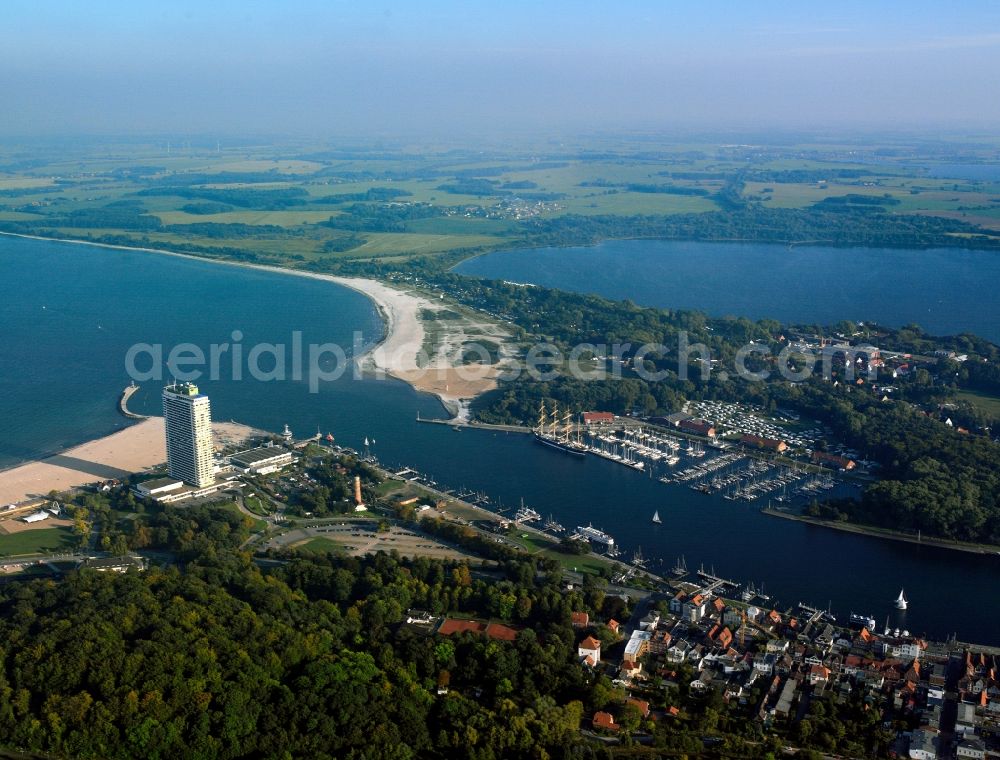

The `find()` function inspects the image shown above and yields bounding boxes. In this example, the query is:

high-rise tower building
[162,382,214,487]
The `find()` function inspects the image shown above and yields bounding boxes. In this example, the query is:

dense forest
[321,202,446,233]
[0,502,794,759]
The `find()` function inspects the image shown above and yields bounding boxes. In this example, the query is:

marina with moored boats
[531,413,848,509]
[378,412,933,640]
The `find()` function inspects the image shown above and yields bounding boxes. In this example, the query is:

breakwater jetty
[119,383,147,420]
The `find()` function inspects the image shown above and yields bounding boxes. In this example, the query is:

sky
[3,1,1000,138]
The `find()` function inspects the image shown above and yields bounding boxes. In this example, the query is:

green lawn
[243,495,271,517]
[376,479,406,496]
[0,527,76,556]
[0,176,56,190]
[506,531,615,576]
[956,389,1000,418]
[296,536,346,555]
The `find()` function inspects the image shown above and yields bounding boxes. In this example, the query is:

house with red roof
[679,419,716,438]
[579,635,602,665]
[592,712,618,732]
[740,434,788,453]
[717,627,734,649]
[571,611,590,628]
[811,451,857,470]
[809,664,831,685]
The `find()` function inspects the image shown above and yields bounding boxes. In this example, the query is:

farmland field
[2,136,999,271]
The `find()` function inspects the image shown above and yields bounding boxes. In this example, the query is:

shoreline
[0,417,262,506]
[761,507,1000,556]
[0,231,504,420]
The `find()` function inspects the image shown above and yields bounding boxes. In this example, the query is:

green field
[0,526,75,556]
[375,479,406,496]
[506,531,615,577]
[956,389,1000,418]
[0,176,56,190]
[153,209,336,226]
[2,136,1000,270]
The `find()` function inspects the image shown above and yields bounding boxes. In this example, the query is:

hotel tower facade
[162,382,214,487]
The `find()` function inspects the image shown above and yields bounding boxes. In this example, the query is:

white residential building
[624,630,652,664]
[956,737,986,760]
[578,636,601,666]
[908,729,938,760]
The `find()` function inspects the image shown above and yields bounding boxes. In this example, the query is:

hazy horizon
[4,1,1000,138]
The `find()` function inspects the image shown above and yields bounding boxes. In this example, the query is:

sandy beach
[1,232,513,420]
[0,233,514,506]
[0,417,261,506]
[322,276,510,420]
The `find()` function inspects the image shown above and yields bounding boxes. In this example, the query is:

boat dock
[796,602,831,625]
[696,569,739,589]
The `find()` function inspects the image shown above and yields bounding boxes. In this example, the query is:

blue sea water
[2,235,999,643]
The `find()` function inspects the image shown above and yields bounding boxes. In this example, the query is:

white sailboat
[894,588,908,610]
[651,510,662,524]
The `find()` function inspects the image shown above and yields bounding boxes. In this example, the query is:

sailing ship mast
[561,411,572,443]
[536,400,547,433]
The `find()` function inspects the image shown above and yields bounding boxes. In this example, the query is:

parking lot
[686,400,862,460]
